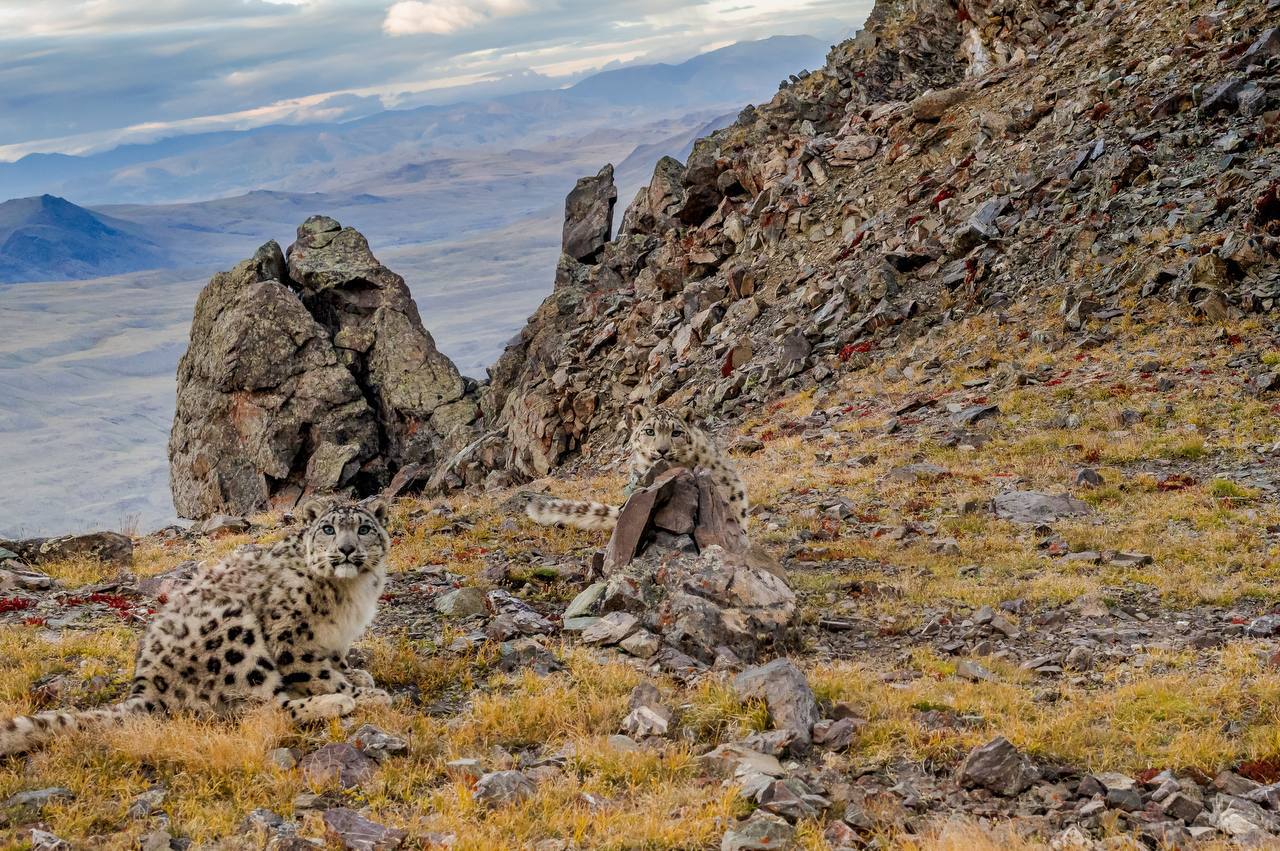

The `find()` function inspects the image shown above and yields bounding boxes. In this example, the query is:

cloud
[383,0,535,36]
[0,0,862,161]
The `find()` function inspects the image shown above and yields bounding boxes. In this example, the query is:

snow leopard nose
[338,543,357,557]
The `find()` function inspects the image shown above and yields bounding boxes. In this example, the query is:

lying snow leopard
[526,405,748,532]
[0,498,392,756]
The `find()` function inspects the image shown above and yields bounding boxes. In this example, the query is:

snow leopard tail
[526,498,619,531]
[0,697,149,756]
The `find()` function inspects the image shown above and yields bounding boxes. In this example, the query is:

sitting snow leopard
[526,405,748,532]
[0,498,392,756]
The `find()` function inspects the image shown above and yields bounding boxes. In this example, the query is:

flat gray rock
[993,491,1092,524]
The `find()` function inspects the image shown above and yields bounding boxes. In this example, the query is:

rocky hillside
[457,0,1280,490]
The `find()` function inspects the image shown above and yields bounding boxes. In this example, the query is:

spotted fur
[0,498,392,756]
[526,406,749,532]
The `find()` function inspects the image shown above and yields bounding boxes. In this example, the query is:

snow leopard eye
[672,428,684,437]
[321,524,335,535]
[358,524,373,535]
[643,428,654,436]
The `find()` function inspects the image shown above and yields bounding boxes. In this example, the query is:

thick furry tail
[0,697,147,756]
[526,498,619,531]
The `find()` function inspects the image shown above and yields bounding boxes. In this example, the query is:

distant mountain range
[0,195,169,284]
[0,36,827,208]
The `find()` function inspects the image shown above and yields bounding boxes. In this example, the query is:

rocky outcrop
[169,218,480,519]
[561,164,617,263]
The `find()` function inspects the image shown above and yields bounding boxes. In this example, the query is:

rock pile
[565,466,797,668]
[168,218,481,519]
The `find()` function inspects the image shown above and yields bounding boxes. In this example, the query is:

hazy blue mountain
[0,195,169,284]
[0,36,829,206]
[566,35,824,106]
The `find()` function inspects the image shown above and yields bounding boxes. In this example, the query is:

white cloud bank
[383,0,534,36]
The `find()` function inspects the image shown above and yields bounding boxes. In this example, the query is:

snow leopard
[0,498,392,755]
[526,405,749,531]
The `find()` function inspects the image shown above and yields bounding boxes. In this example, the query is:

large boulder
[169,220,480,519]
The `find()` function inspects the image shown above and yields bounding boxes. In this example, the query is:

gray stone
[322,807,407,850]
[445,759,483,784]
[1216,794,1280,836]
[138,829,173,851]
[198,515,250,536]
[581,611,640,645]
[992,491,1092,524]
[621,704,672,737]
[720,811,795,851]
[299,743,379,789]
[1106,786,1144,812]
[435,587,488,619]
[1162,791,1204,822]
[621,682,673,737]
[1236,27,1280,68]
[811,717,861,751]
[1063,646,1094,672]
[910,86,968,120]
[1199,77,1245,116]
[0,563,53,593]
[951,403,999,427]
[126,787,167,820]
[563,581,606,620]
[956,659,997,682]
[733,659,819,746]
[757,778,819,822]
[348,725,409,762]
[699,744,785,779]
[1074,468,1104,488]
[473,770,536,809]
[958,737,1038,796]
[30,830,70,851]
[619,629,661,658]
[240,808,286,832]
[267,747,299,770]
[2,787,74,824]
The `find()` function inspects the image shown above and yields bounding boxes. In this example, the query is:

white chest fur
[309,569,385,653]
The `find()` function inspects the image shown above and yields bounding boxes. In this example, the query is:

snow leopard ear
[361,497,389,526]
[628,404,653,427]
[299,497,334,524]
[680,407,695,425]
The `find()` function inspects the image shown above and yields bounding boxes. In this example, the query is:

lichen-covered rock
[169,221,480,519]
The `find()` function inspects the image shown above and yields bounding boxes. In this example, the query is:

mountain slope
[0,195,169,283]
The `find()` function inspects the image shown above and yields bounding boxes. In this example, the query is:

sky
[0,0,858,162]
